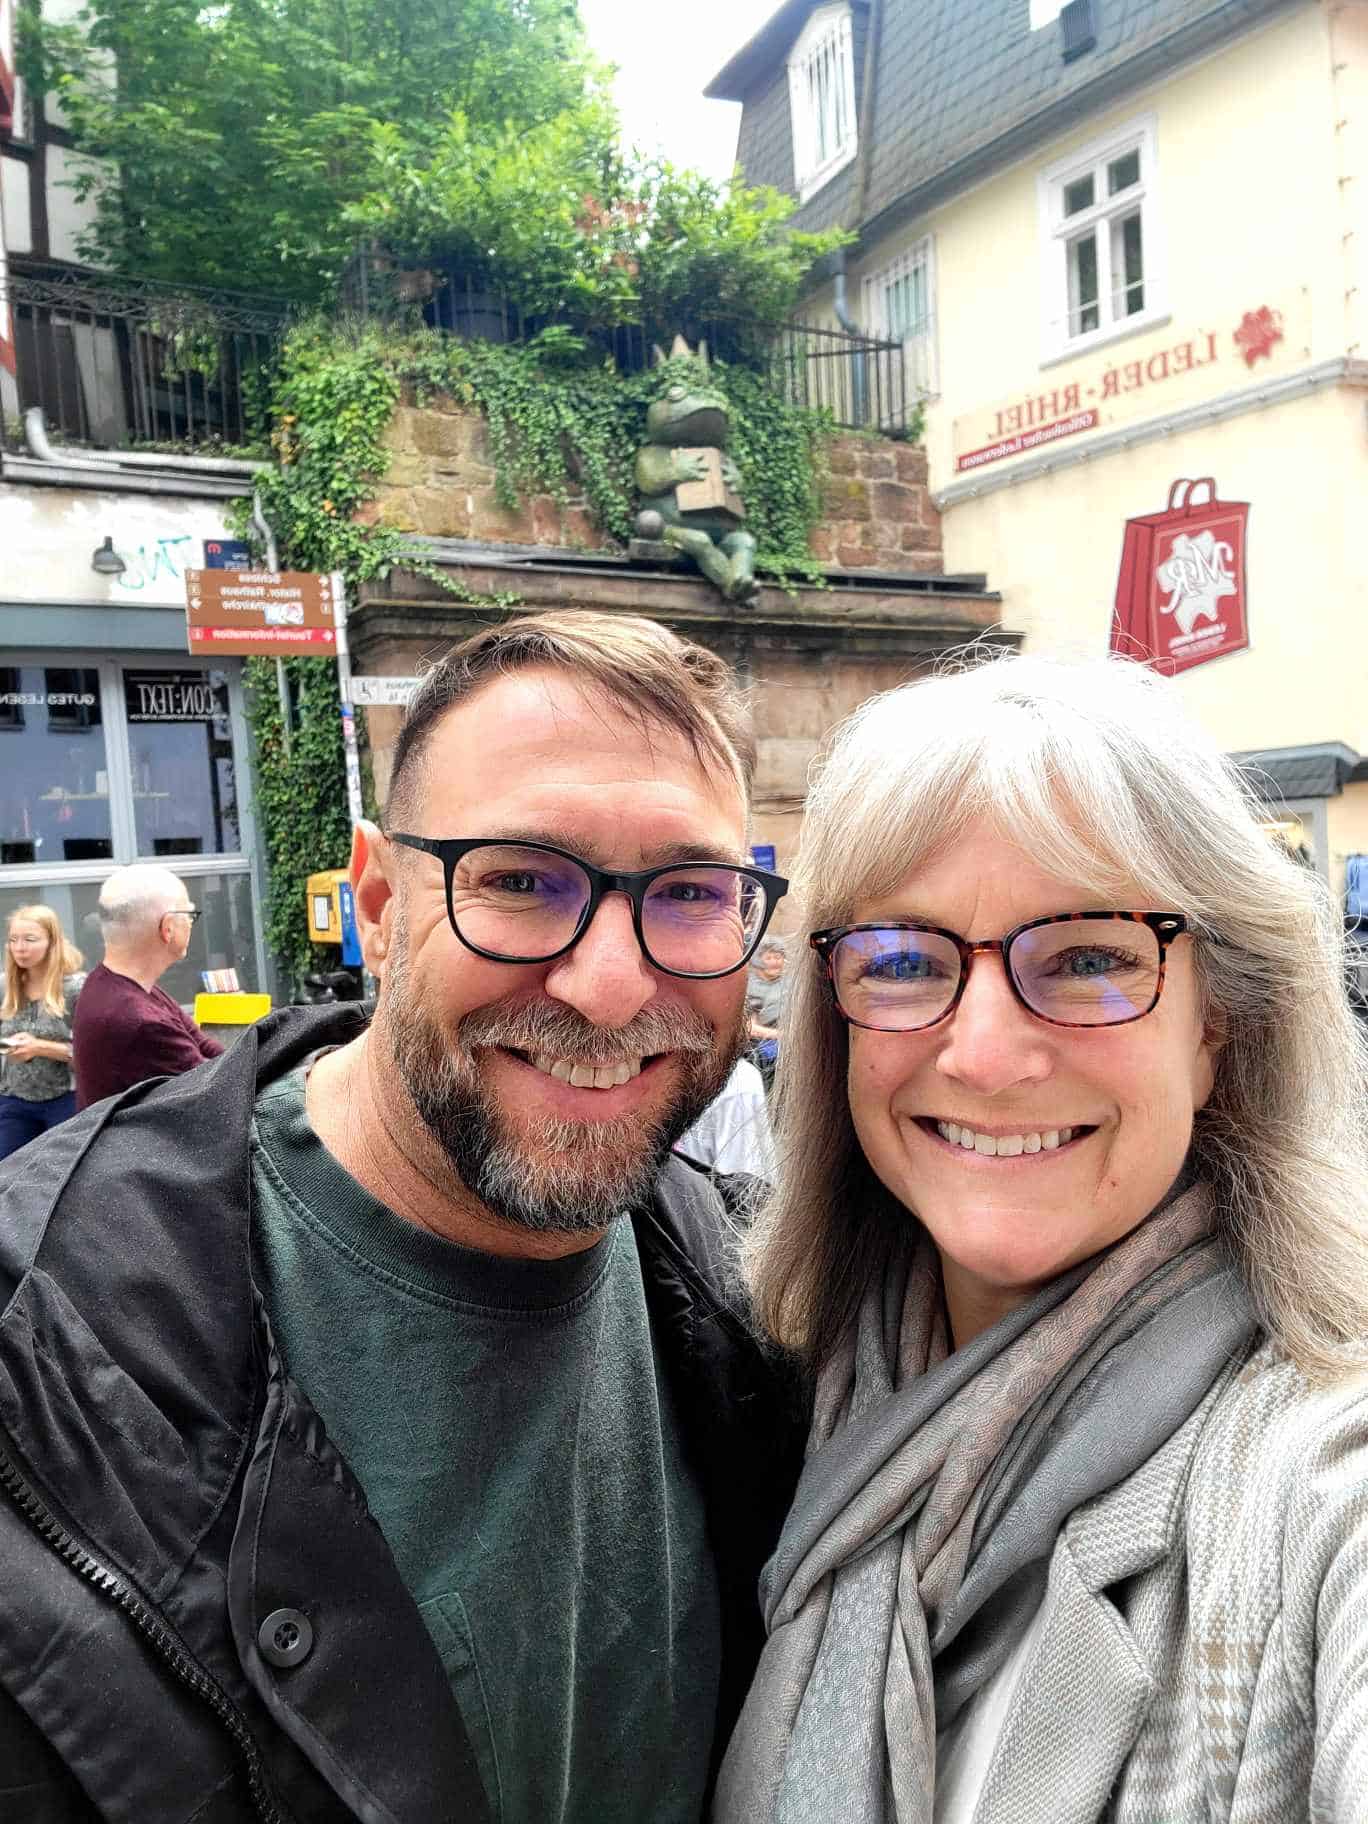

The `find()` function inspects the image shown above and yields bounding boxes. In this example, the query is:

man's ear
[352,820,395,976]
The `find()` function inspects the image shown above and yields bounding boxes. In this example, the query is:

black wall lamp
[91,536,126,577]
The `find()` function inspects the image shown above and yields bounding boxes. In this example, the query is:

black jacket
[0,1006,803,1823]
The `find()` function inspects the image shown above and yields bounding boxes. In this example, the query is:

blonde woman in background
[717,654,1368,1824]
[0,905,86,1159]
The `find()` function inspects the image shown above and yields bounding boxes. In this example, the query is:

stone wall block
[385,406,424,455]
[857,447,896,480]
[411,414,465,459]
[412,486,472,538]
[808,525,836,562]
[824,439,859,477]
[836,545,878,568]
[383,452,428,488]
[894,444,929,485]
[561,506,603,549]
[460,415,492,463]
[899,522,941,553]
[870,481,922,525]
[822,478,871,522]
[367,489,418,532]
[470,489,536,544]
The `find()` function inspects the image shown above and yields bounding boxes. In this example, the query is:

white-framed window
[1038,115,1165,362]
[787,3,857,203]
[863,237,938,399]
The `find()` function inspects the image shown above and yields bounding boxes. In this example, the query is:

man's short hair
[97,864,186,935]
[385,611,755,827]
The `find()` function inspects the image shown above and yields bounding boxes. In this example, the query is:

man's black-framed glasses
[809,911,1190,1033]
[164,906,201,924]
[390,834,788,980]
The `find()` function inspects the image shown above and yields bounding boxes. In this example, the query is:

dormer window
[788,4,858,202]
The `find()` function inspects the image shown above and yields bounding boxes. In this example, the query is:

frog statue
[635,337,759,603]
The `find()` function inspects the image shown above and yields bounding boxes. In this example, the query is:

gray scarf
[713,1183,1258,1823]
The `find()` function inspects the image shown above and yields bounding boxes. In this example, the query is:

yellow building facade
[717,0,1368,904]
[851,4,1368,893]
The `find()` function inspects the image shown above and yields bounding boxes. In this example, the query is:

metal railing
[0,255,910,457]
[0,260,289,454]
[341,253,911,434]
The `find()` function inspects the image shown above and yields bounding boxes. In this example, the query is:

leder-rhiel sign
[1111,477,1250,676]
[184,570,338,656]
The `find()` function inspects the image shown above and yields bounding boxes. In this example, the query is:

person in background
[747,936,788,1090]
[0,905,86,1160]
[676,1053,776,1184]
[718,653,1368,1822]
[72,863,223,1110]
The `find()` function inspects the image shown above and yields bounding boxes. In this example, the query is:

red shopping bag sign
[1111,478,1250,675]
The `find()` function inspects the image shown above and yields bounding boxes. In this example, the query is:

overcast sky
[576,0,780,183]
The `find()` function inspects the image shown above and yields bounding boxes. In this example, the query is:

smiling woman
[717,652,1368,1824]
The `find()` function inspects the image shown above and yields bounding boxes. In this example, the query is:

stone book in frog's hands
[675,448,745,526]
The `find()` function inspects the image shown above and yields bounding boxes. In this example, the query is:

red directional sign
[184,570,338,656]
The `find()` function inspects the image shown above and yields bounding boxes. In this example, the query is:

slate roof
[710,0,1299,245]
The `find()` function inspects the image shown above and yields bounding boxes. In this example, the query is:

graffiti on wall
[111,534,196,592]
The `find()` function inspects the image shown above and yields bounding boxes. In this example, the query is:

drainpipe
[22,406,265,478]
[833,0,885,423]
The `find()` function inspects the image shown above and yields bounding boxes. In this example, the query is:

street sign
[202,538,254,570]
[184,569,338,656]
[348,674,421,707]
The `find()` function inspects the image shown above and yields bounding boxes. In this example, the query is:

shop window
[863,238,939,398]
[1038,118,1164,361]
[0,664,112,866]
[123,668,240,857]
[0,867,258,1007]
[788,4,858,202]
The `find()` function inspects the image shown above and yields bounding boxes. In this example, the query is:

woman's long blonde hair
[2,905,83,1021]
[744,651,1368,1383]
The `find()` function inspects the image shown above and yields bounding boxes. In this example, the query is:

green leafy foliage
[19,0,598,300]
[348,129,851,335]
[242,655,353,985]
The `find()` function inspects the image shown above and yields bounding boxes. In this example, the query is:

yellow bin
[194,991,272,1027]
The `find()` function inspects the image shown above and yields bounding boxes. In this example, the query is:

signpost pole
[249,491,292,756]
[331,571,366,832]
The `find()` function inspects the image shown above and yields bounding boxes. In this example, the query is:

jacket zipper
[0,1438,291,1824]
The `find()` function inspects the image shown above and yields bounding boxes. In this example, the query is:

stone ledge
[352,555,1014,669]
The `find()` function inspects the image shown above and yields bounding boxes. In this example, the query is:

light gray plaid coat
[968,1340,1368,1823]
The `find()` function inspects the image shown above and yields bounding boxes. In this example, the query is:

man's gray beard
[380,930,744,1236]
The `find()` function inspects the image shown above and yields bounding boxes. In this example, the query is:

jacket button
[258,1607,313,1668]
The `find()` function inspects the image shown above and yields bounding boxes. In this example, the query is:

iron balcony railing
[0,256,911,458]
[0,259,289,455]
[341,254,912,435]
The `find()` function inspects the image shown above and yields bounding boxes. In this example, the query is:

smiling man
[0,612,802,1824]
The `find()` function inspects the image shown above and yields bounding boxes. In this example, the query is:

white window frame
[862,236,939,400]
[1037,114,1167,366]
[787,3,858,203]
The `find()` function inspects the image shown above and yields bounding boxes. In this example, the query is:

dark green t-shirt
[250,1069,722,1824]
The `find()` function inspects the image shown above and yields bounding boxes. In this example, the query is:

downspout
[23,406,265,478]
[833,0,885,420]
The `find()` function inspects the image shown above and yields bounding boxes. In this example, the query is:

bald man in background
[72,863,223,1109]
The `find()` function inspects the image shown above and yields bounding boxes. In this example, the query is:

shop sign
[124,670,230,724]
[953,301,1295,474]
[0,689,97,708]
[184,569,338,656]
[1111,477,1250,675]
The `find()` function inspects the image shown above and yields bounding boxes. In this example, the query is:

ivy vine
[238,317,837,982]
